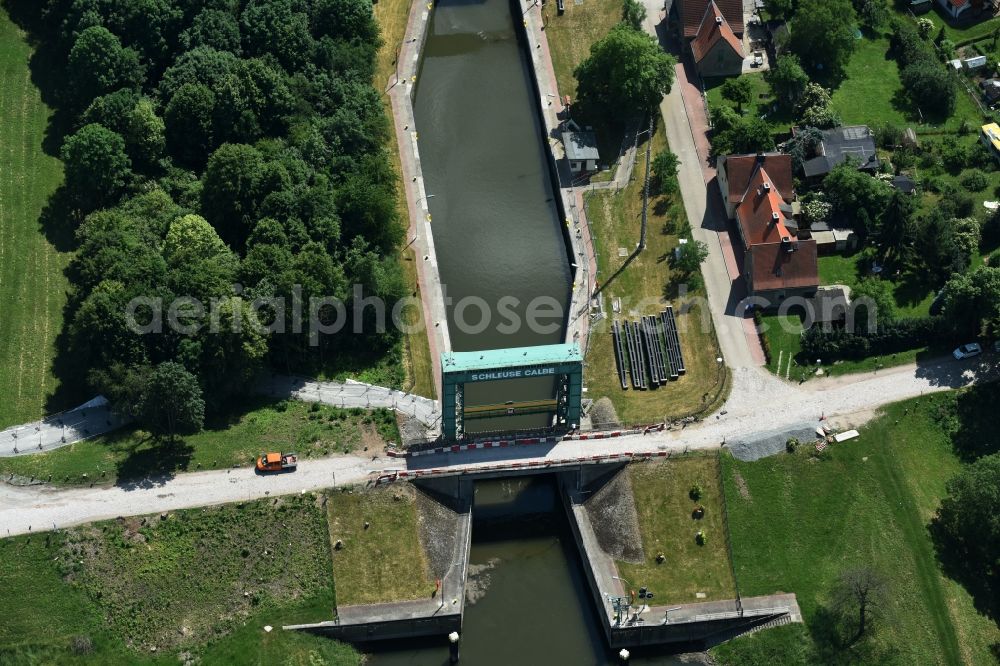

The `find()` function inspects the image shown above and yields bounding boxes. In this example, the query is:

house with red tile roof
[716,152,794,219]
[678,0,744,39]
[720,154,818,304]
[690,2,744,77]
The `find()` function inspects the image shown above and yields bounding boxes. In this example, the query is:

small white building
[562,125,600,174]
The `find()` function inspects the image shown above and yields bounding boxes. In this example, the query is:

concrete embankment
[558,467,802,648]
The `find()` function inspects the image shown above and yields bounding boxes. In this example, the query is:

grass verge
[373,0,436,399]
[0,495,360,664]
[583,119,728,423]
[0,9,69,428]
[716,392,1000,665]
[327,483,435,606]
[0,398,399,486]
[616,456,737,605]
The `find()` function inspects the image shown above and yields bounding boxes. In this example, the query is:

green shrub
[689,484,703,501]
[786,437,800,453]
[961,169,989,191]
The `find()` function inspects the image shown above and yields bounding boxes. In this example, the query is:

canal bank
[517,0,600,355]
[387,0,452,401]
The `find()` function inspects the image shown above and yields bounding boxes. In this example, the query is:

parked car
[953,343,982,360]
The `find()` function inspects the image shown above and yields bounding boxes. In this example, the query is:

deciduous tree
[790,0,858,81]
[67,26,143,106]
[141,362,206,438]
[830,567,888,644]
[765,54,809,110]
[61,123,132,211]
[932,453,1000,620]
[721,77,754,113]
[574,24,676,118]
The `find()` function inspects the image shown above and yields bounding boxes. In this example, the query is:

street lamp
[416,193,436,207]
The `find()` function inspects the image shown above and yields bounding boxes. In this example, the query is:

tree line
[25,0,404,436]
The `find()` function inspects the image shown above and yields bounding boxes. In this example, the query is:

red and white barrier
[385,424,665,459]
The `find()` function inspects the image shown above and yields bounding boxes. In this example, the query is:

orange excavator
[255,451,298,473]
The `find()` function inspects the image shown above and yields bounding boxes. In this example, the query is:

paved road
[2,355,989,538]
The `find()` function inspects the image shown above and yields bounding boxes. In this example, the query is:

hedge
[800,316,953,361]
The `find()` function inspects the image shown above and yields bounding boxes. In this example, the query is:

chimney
[715,16,723,25]
[771,212,780,223]
[763,182,771,192]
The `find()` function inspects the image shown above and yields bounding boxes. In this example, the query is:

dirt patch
[414,486,460,580]
[733,471,751,502]
[359,425,384,452]
[584,468,644,563]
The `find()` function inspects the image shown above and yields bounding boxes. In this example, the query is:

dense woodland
[18,0,403,433]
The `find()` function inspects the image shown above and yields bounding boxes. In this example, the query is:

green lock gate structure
[440,344,583,440]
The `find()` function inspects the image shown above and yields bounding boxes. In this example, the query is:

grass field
[543,0,622,100]
[373,0,436,399]
[616,456,737,605]
[583,120,729,423]
[0,10,69,428]
[0,495,360,664]
[715,393,1000,665]
[0,398,399,486]
[327,484,435,606]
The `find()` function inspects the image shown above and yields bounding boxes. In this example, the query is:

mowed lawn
[0,10,68,428]
[327,484,435,606]
[584,121,728,423]
[831,34,982,132]
[543,0,622,100]
[716,395,1000,665]
[617,456,736,605]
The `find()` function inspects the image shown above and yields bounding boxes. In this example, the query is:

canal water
[367,478,693,665]
[375,1,699,662]
[413,0,572,431]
